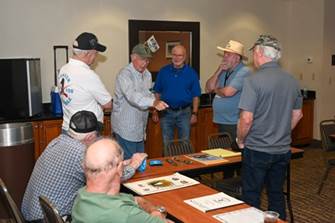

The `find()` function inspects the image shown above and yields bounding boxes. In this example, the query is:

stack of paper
[184,192,243,212]
[202,148,241,158]
[213,207,264,223]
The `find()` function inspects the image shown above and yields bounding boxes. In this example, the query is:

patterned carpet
[203,143,335,223]
[286,146,335,223]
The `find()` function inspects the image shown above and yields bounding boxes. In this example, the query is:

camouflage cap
[132,43,152,58]
[249,34,281,51]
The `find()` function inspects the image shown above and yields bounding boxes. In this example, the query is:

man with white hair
[236,34,303,220]
[21,111,145,223]
[72,138,173,223]
[206,40,251,141]
[58,32,112,132]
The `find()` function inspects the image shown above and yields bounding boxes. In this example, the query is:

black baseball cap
[69,110,102,133]
[73,32,107,52]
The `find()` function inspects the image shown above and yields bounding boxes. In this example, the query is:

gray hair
[258,45,281,61]
[73,48,90,55]
[68,128,96,141]
[83,138,124,177]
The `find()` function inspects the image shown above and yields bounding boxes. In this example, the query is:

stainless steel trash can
[0,122,35,208]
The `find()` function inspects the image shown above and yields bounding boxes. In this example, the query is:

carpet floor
[203,144,335,223]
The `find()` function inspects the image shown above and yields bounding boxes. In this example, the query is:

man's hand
[190,114,197,125]
[152,110,159,123]
[127,153,148,169]
[153,100,169,111]
[236,138,245,149]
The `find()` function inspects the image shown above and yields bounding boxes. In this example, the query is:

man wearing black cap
[21,111,145,223]
[236,35,303,220]
[58,32,112,132]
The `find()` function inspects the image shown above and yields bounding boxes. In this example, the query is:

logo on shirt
[58,73,73,105]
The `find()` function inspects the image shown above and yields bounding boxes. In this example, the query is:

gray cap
[249,34,281,51]
[132,44,152,58]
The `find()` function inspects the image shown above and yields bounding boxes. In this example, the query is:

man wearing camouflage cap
[112,44,168,159]
[236,35,303,220]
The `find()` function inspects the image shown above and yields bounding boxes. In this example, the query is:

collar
[169,63,186,73]
[129,62,149,77]
[258,61,280,70]
[69,58,90,69]
[226,62,244,74]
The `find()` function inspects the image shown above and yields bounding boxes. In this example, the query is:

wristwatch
[192,111,198,116]
[155,206,167,217]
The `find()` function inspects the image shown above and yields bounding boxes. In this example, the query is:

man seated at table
[21,111,146,223]
[71,138,173,223]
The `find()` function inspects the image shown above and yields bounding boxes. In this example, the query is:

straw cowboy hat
[217,40,248,60]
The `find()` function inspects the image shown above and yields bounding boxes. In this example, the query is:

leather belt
[168,105,190,111]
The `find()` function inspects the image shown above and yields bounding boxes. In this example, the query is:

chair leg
[318,166,331,195]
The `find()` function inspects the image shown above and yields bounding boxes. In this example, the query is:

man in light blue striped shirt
[111,44,168,159]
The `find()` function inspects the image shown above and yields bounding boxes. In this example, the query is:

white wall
[1,0,333,139]
[0,0,290,100]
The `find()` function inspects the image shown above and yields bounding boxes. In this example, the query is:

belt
[168,105,190,111]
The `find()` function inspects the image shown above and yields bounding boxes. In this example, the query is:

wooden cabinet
[145,107,218,158]
[291,99,314,145]
[32,119,63,159]
[32,115,112,160]
[103,115,112,137]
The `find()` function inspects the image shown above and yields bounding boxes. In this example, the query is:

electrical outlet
[329,77,332,85]
[312,73,315,80]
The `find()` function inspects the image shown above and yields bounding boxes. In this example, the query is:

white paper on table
[123,172,199,195]
[184,192,243,212]
[213,207,264,223]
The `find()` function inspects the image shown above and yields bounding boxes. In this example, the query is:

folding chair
[39,196,65,223]
[0,178,25,223]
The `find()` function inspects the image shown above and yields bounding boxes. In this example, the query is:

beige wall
[0,0,333,139]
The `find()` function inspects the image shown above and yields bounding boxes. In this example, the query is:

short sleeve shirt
[212,63,251,124]
[239,62,303,154]
[58,58,112,130]
[72,188,164,223]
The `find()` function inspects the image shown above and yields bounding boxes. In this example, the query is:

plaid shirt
[21,134,135,221]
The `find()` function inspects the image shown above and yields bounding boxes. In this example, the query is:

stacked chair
[318,119,335,194]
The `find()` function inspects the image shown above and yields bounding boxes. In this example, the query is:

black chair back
[318,119,335,194]
[320,119,335,152]
[164,139,194,156]
[39,196,65,223]
[0,178,24,223]
[208,132,233,149]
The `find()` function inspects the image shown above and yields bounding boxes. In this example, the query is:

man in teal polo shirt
[152,45,201,148]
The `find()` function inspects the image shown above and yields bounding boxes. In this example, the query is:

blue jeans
[242,148,291,220]
[160,107,191,147]
[114,133,144,160]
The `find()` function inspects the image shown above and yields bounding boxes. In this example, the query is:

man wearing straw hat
[206,40,251,142]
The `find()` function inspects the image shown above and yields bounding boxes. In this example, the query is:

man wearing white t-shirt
[58,32,112,131]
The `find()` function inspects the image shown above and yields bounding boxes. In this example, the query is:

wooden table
[127,148,303,223]
[330,134,335,140]
[132,147,304,180]
[144,183,286,223]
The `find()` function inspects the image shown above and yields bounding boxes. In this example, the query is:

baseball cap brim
[95,43,106,52]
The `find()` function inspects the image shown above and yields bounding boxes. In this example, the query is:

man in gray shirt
[111,44,168,159]
[236,35,303,220]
